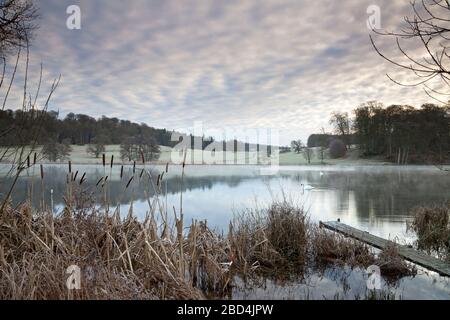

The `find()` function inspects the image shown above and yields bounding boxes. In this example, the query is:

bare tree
[329,139,347,159]
[86,134,109,158]
[370,0,450,102]
[0,0,39,56]
[330,112,351,149]
[290,139,303,153]
[42,140,72,162]
[120,135,160,162]
[370,1,450,171]
[303,147,313,164]
[317,127,328,164]
[86,143,105,159]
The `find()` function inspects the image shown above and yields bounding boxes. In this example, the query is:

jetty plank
[319,220,450,277]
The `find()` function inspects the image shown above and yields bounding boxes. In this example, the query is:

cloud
[0,0,436,144]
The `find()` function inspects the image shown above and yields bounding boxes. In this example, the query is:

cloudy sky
[3,0,436,144]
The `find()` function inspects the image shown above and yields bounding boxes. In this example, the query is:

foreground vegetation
[0,162,430,300]
[0,202,420,299]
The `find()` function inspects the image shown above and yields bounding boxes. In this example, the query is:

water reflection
[233,266,450,300]
[1,164,448,240]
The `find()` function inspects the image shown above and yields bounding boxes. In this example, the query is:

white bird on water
[301,183,315,192]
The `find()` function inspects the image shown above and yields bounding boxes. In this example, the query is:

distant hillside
[0,109,277,152]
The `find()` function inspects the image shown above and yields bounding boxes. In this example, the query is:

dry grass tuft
[312,227,375,268]
[375,242,417,281]
[409,203,450,260]
[186,221,232,296]
[0,199,230,299]
[229,201,309,277]
[228,201,418,282]
[228,201,310,281]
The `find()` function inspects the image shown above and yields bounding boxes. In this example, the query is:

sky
[1,0,439,145]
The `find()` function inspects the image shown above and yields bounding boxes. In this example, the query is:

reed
[79,172,86,185]
[108,155,114,210]
[409,203,450,260]
[0,194,230,299]
[229,201,310,278]
[312,226,375,268]
[40,163,44,209]
[376,242,417,281]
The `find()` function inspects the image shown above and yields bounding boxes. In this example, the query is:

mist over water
[2,164,448,238]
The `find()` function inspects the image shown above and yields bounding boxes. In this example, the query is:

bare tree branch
[0,0,39,56]
[371,0,450,100]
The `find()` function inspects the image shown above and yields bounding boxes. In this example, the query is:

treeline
[307,134,358,148]
[310,102,450,164]
[0,109,275,153]
[0,110,176,147]
[354,102,449,164]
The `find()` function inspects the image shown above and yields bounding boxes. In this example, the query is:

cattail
[165,162,169,173]
[161,171,164,182]
[33,152,37,165]
[40,164,44,180]
[96,177,104,186]
[104,175,109,182]
[120,165,124,179]
[68,161,72,173]
[139,168,144,179]
[157,174,161,187]
[110,155,114,168]
[79,172,86,185]
[102,154,106,167]
[27,155,30,168]
[133,161,136,174]
[126,176,134,188]
[182,149,187,168]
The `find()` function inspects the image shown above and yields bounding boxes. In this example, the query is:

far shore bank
[1,144,448,168]
[1,160,448,169]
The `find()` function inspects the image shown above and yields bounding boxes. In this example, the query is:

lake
[1,164,449,299]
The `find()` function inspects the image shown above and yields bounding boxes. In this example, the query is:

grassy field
[278,146,389,166]
[0,144,388,166]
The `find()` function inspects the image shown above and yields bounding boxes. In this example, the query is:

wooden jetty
[319,220,450,277]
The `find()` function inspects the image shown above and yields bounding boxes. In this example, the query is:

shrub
[329,139,346,159]
[409,204,450,260]
[229,202,309,276]
[376,242,417,281]
[312,227,375,268]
